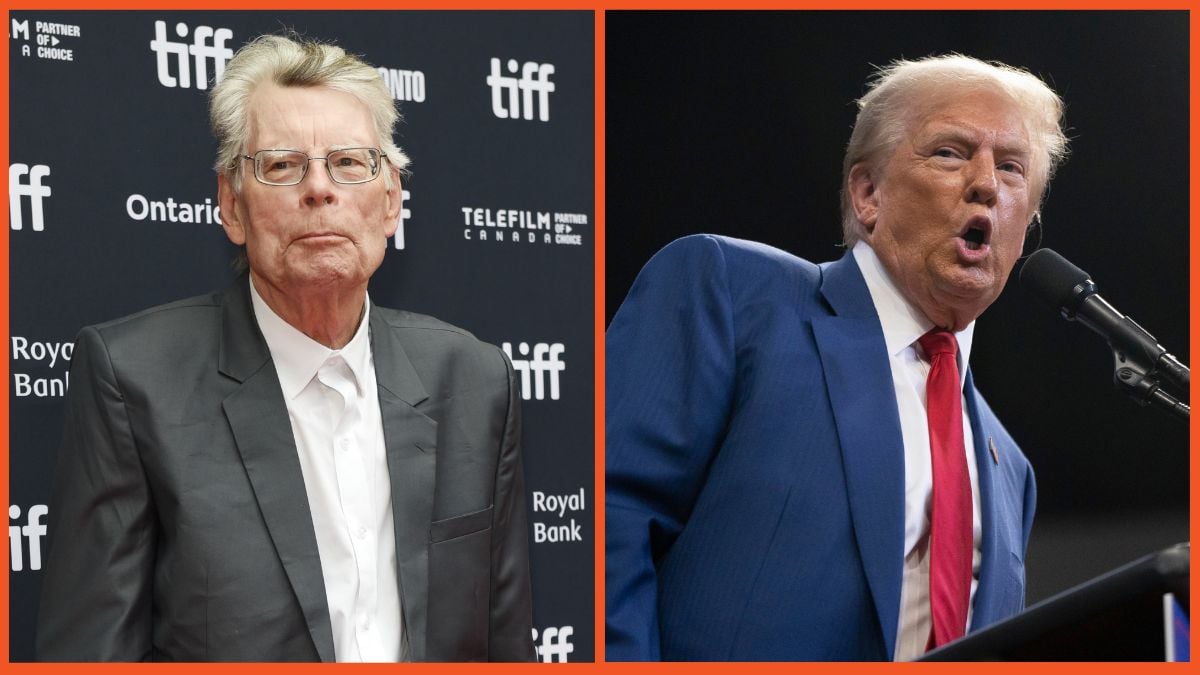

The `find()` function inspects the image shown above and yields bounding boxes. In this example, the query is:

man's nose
[301,158,337,206]
[965,154,998,206]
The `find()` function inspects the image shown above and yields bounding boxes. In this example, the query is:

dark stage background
[9,11,593,662]
[606,11,1188,610]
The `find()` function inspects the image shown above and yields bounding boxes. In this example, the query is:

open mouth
[960,217,992,251]
[963,227,986,251]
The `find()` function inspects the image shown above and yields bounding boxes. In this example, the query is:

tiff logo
[10,18,29,40]
[150,20,233,89]
[532,625,574,662]
[10,504,47,571]
[502,342,565,401]
[486,58,555,122]
[10,163,51,231]
[393,188,411,250]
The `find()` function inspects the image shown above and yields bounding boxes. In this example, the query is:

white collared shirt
[249,279,404,662]
[851,242,983,662]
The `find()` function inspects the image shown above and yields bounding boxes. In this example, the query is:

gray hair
[209,33,410,191]
[840,54,1068,247]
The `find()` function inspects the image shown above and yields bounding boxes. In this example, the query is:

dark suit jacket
[37,276,535,662]
[606,235,1036,660]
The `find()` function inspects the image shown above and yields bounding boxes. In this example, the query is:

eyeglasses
[239,148,388,186]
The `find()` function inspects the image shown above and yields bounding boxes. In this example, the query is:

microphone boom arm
[1068,282,1191,419]
[1110,342,1190,421]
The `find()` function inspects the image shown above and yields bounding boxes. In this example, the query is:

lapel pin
[988,437,999,465]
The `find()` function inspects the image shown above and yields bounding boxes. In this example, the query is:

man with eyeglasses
[37,34,535,663]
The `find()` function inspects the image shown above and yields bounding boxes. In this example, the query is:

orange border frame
[2,3,1196,674]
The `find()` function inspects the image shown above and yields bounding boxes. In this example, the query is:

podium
[921,543,1189,661]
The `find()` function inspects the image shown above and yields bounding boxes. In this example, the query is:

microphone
[1020,248,1189,416]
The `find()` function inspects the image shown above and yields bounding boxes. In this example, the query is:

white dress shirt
[851,242,983,661]
[249,280,404,662]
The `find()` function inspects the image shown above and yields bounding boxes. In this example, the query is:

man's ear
[847,162,880,232]
[384,167,402,238]
[217,173,246,245]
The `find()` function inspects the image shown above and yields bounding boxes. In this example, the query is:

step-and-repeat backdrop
[9,11,594,662]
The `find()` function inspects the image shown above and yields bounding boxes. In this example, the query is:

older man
[606,55,1067,661]
[37,35,534,662]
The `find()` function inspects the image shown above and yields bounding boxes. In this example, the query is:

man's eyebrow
[922,125,1030,157]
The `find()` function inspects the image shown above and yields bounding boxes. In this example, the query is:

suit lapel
[811,253,905,658]
[962,370,1008,630]
[369,307,438,662]
[217,278,336,662]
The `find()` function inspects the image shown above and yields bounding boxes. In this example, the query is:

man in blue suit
[606,55,1068,661]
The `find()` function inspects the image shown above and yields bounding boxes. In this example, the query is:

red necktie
[919,329,972,649]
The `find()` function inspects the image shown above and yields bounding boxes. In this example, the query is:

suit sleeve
[36,326,156,661]
[487,347,537,661]
[605,235,737,661]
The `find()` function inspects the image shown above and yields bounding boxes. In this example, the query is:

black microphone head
[1020,248,1095,314]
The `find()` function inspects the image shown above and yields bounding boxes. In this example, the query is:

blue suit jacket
[606,235,1036,661]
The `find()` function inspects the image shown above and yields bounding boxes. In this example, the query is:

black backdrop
[9,10,593,662]
[606,10,1188,609]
